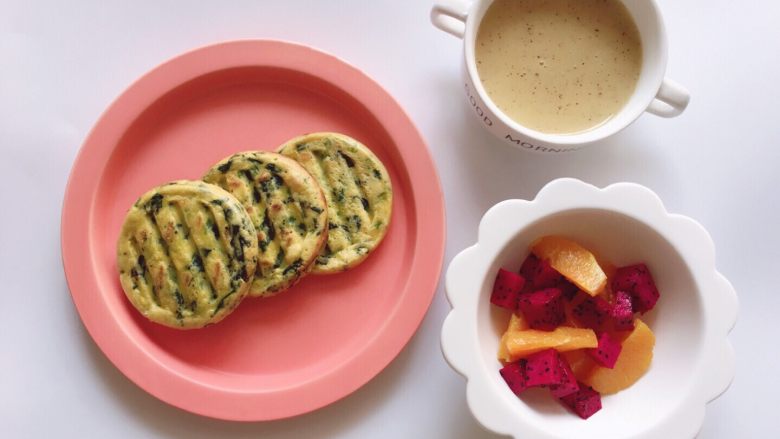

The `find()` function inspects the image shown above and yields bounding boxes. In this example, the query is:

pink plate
[61,40,445,421]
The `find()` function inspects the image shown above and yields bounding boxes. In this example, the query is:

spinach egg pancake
[278,133,393,274]
[116,180,259,329]
[203,151,328,297]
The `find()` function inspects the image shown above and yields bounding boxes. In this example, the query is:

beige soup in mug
[431,0,690,153]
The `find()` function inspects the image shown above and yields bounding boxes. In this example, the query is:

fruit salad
[491,236,660,419]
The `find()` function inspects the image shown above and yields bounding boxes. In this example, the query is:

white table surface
[2,0,778,437]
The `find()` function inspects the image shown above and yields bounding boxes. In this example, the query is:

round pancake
[116,180,259,329]
[203,151,328,297]
[277,133,393,274]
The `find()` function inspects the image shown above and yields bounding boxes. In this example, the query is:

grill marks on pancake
[128,236,158,306]
[204,154,326,295]
[118,182,258,327]
[278,135,393,273]
[309,149,351,252]
[134,194,246,321]
[190,202,232,295]
[201,199,255,294]
[334,150,371,235]
[196,203,231,291]
[141,212,183,318]
[175,200,220,301]
[172,202,216,306]
[300,144,373,254]
[152,202,202,316]
[265,174,299,251]
[201,201,233,268]
[246,163,304,277]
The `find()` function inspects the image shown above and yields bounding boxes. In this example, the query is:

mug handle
[646,78,690,118]
[431,0,470,39]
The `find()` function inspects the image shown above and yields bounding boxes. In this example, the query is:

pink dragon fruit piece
[550,356,579,398]
[532,258,564,289]
[499,361,528,396]
[519,254,541,283]
[572,295,612,331]
[611,290,635,331]
[611,263,660,314]
[524,349,564,388]
[559,383,602,419]
[519,254,564,291]
[556,278,580,301]
[517,288,565,331]
[491,268,527,310]
[587,332,623,369]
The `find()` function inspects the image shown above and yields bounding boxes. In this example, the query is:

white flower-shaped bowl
[442,178,737,439]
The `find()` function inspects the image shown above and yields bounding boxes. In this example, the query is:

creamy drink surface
[475,0,642,134]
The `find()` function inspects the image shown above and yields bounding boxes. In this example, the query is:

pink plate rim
[60,39,446,421]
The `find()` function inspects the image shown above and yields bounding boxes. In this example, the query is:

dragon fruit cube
[519,254,564,291]
[491,268,527,310]
[611,290,635,331]
[588,332,623,369]
[611,264,660,314]
[524,349,564,388]
[499,361,528,395]
[550,356,579,398]
[559,383,602,419]
[517,288,564,331]
[572,295,611,331]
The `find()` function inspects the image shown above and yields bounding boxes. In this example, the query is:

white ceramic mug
[431,0,690,154]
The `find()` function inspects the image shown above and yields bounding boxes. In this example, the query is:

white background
[1,0,778,437]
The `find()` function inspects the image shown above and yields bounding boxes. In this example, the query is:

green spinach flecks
[174,290,185,307]
[212,292,236,316]
[332,188,345,204]
[137,254,147,276]
[191,253,204,272]
[338,151,355,167]
[262,209,275,241]
[349,215,362,232]
[229,224,246,263]
[266,163,281,173]
[260,179,272,194]
[146,194,163,215]
[218,160,233,173]
[207,218,219,237]
[274,248,285,269]
[283,259,303,276]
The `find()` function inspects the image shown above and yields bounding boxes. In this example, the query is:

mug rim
[463,0,670,146]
